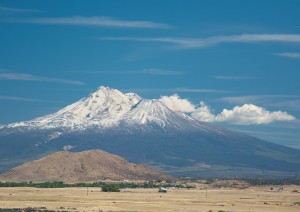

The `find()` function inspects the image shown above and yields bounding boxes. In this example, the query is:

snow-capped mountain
[1,86,300,178]
[4,86,228,134]
[7,86,140,130]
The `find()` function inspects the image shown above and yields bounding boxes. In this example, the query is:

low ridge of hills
[0,149,173,183]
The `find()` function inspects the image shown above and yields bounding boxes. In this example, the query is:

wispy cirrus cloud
[101,37,194,46]
[101,34,300,48]
[0,73,85,85]
[70,68,183,75]
[125,87,230,94]
[15,16,172,29]
[0,5,42,13]
[138,68,183,75]
[266,100,300,111]
[214,75,255,80]
[275,52,300,59]
[171,88,230,93]
[0,96,58,103]
[222,95,300,112]
[221,95,300,105]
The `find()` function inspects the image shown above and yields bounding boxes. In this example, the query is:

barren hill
[0,149,173,183]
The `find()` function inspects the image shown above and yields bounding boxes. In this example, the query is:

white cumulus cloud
[159,94,195,113]
[192,103,296,125]
[160,94,296,125]
[191,102,216,122]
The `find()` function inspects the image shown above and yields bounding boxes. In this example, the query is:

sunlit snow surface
[5,86,231,135]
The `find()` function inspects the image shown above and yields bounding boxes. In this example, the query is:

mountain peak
[98,85,111,90]
[6,86,140,129]
[91,86,125,99]
[91,86,141,104]
[95,85,118,94]
[4,85,209,132]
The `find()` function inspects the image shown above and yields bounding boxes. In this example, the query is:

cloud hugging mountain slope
[160,94,295,125]
[0,86,299,178]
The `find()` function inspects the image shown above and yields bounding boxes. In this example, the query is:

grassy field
[0,185,299,211]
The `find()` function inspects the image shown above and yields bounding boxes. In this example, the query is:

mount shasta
[0,86,299,177]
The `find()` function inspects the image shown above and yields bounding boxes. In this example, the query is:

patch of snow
[63,145,76,151]
[46,131,62,142]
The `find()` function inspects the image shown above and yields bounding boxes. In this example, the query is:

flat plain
[0,186,299,211]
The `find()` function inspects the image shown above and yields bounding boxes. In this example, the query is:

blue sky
[0,0,300,148]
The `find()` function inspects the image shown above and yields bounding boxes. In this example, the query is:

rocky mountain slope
[1,86,229,134]
[0,149,173,183]
[0,86,299,178]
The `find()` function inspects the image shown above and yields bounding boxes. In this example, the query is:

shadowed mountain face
[0,86,300,178]
[0,149,173,183]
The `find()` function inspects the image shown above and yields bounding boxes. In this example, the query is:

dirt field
[0,186,299,211]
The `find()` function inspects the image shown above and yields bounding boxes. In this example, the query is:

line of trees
[0,181,193,189]
[242,178,300,186]
[197,178,300,186]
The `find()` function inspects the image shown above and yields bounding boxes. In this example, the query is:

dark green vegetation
[0,181,192,189]
[1,178,299,188]
[101,184,120,192]
[0,208,76,212]
[242,178,300,186]
[1,128,300,177]
[189,178,300,185]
